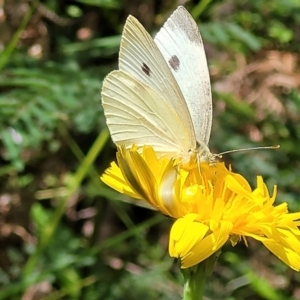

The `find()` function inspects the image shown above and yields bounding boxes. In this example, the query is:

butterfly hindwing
[101,70,195,156]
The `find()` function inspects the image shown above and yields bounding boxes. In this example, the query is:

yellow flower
[101,145,300,271]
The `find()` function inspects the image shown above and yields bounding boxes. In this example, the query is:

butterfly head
[194,140,219,165]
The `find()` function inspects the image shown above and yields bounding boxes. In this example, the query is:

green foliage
[201,22,262,52]
[0,60,107,170]
[0,0,300,299]
[221,0,300,49]
[31,203,96,298]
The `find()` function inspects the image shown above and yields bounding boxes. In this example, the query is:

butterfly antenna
[217,145,280,157]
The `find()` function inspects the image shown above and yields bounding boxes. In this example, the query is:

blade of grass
[41,276,97,300]
[97,214,164,251]
[22,128,110,277]
[191,0,212,19]
[59,124,147,242]
[0,0,38,71]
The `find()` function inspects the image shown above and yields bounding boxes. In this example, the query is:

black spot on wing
[168,55,180,71]
[142,63,151,76]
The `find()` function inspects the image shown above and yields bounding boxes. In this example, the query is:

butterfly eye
[141,62,151,76]
[168,55,180,71]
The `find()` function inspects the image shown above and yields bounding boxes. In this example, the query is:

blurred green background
[1,0,300,299]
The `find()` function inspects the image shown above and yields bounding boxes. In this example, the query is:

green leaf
[74,0,122,9]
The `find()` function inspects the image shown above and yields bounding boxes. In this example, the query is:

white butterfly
[101,6,213,162]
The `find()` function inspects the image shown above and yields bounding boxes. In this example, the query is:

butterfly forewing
[118,15,196,144]
[154,6,212,146]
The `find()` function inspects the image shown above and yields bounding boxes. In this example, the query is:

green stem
[182,252,220,300]
[182,265,205,300]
